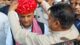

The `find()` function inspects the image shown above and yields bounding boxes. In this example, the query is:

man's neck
[52,28,68,32]
[22,25,32,29]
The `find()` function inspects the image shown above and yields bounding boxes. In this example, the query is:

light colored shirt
[8,10,79,45]
[0,12,13,45]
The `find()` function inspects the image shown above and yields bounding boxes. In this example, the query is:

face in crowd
[70,0,80,16]
[19,12,34,28]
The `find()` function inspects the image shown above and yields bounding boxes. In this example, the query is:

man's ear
[53,20,60,28]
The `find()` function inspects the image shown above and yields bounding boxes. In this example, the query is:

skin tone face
[75,0,80,15]
[70,0,76,10]
[19,12,34,28]
[70,0,80,17]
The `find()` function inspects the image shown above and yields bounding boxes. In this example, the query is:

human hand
[36,0,43,4]
[9,0,18,11]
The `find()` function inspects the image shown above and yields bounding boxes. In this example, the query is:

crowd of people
[0,0,80,45]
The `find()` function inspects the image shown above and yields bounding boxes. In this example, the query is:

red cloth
[16,0,37,15]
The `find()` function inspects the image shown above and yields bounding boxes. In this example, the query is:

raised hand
[36,0,43,4]
[9,0,18,11]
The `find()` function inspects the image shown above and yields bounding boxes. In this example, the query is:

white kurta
[8,10,79,45]
[0,12,13,45]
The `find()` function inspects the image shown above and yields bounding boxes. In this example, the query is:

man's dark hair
[49,3,75,29]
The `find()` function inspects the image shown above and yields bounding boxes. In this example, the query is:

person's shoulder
[70,24,79,32]
[0,12,7,18]
[70,24,79,38]
[0,12,8,22]
[0,5,9,14]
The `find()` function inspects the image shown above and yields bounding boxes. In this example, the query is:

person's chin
[23,24,31,28]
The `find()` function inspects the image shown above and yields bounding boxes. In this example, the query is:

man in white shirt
[0,12,13,45]
[8,1,79,45]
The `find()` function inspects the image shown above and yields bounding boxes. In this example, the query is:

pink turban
[16,0,37,15]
